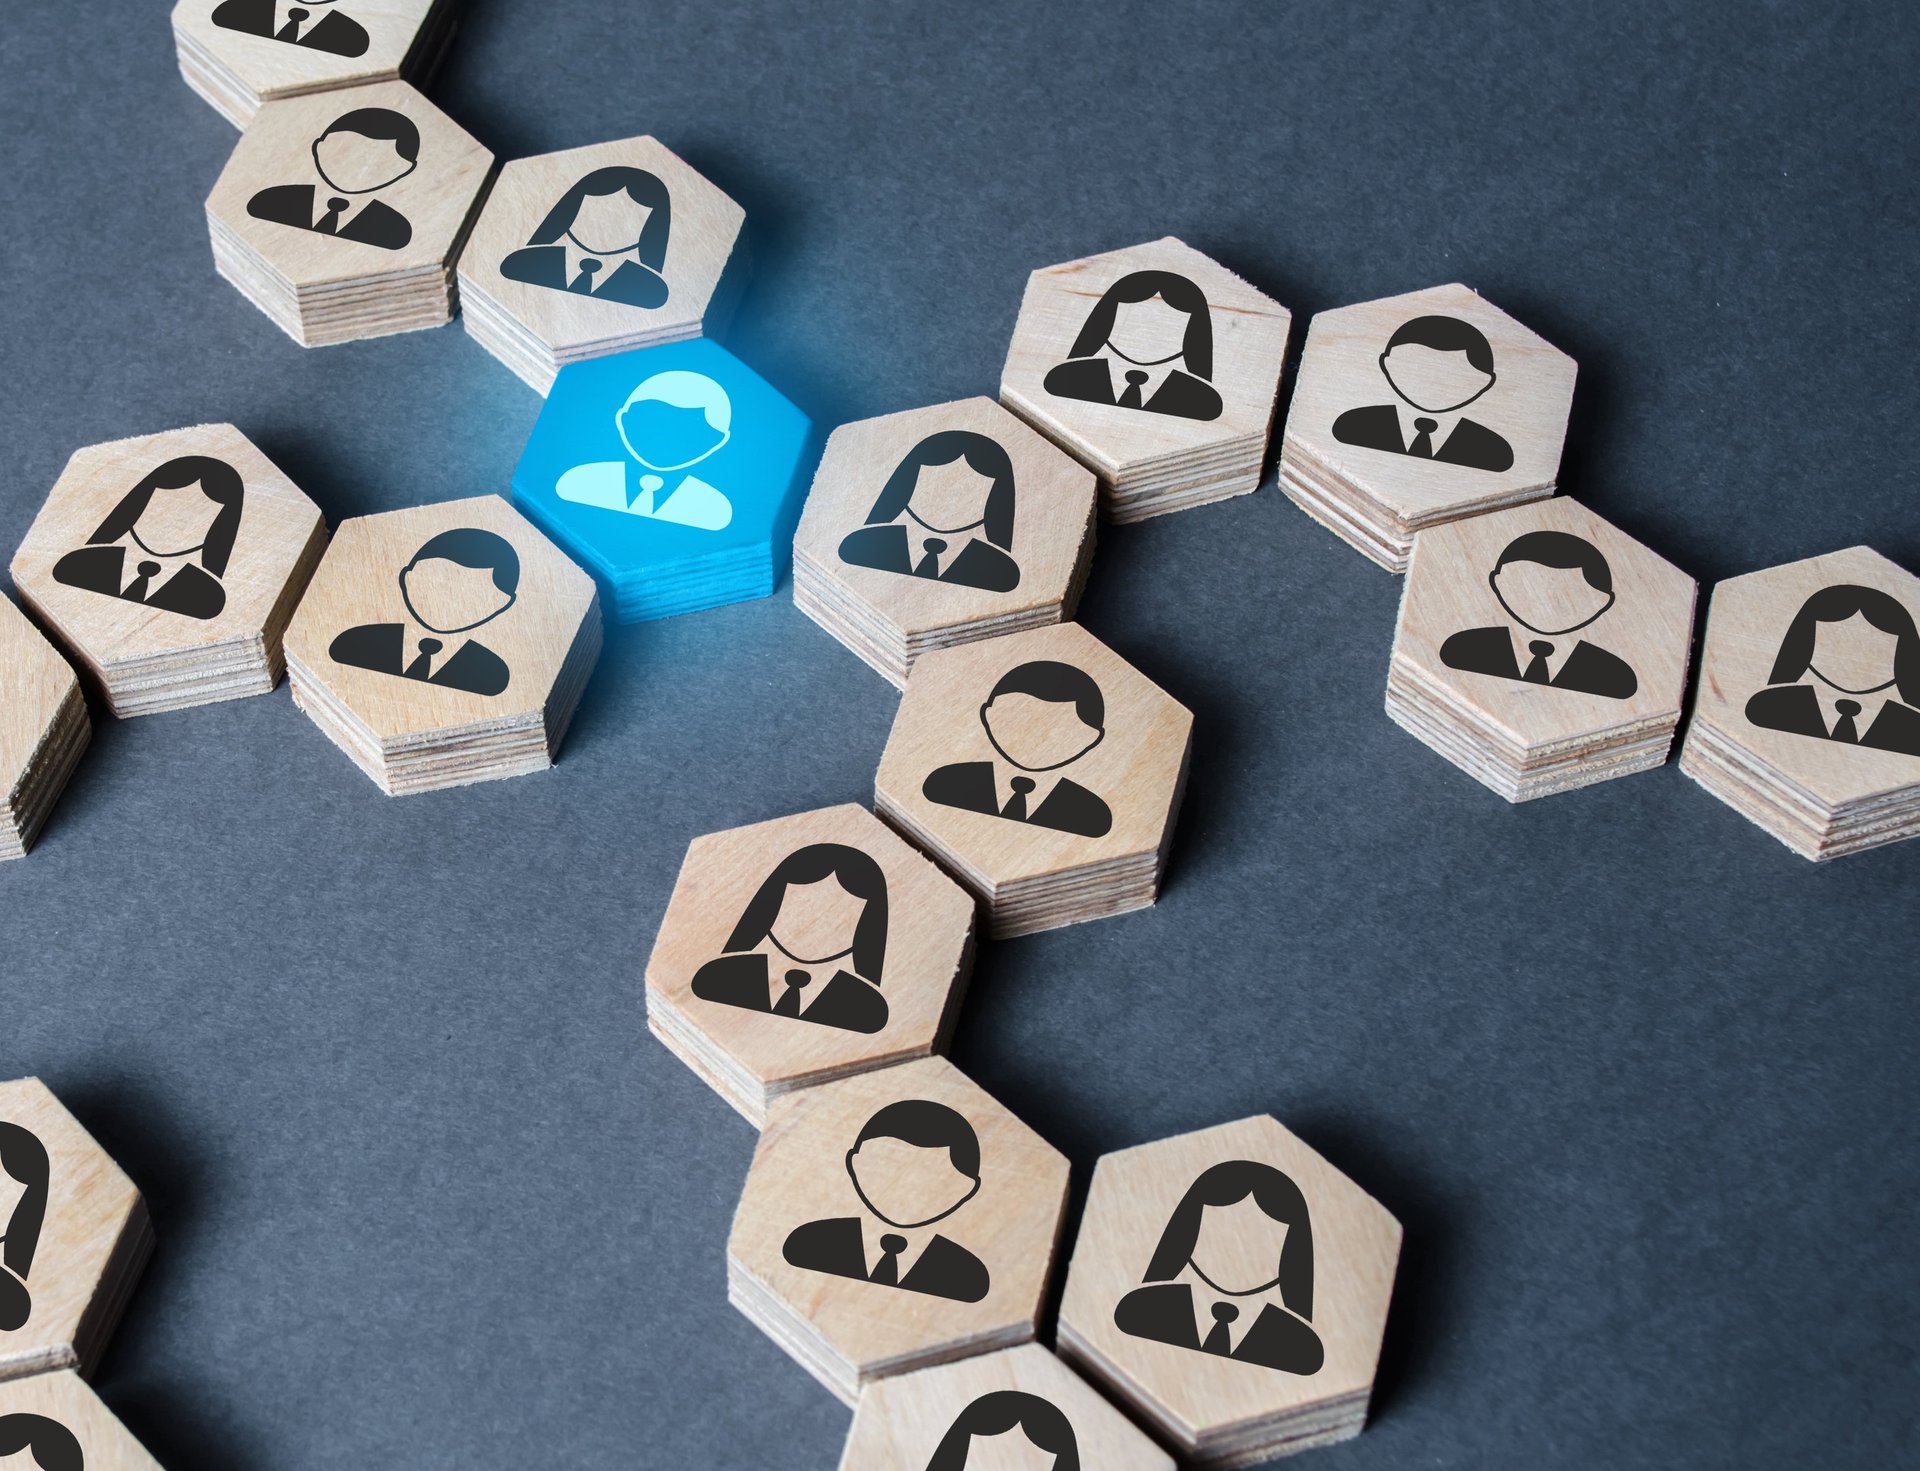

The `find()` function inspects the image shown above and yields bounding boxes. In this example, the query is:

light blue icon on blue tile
[512,339,814,622]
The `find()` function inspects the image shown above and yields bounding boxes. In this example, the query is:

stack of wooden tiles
[0,597,90,863]
[171,0,458,128]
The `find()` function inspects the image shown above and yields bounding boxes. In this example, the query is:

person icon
[1743,584,1920,757]
[328,528,519,697]
[50,456,245,622]
[1042,270,1223,422]
[210,0,371,57]
[247,107,418,252]
[782,1099,990,1304]
[0,1415,82,1471]
[1113,1160,1325,1377]
[837,431,1022,594]
[690,843,891,1034]
[1332,315,1515,472]
[554,371,734,530]
[923,1391,1080,1471]
[0,1122,51,1334]
[923,662,1113,838]
[500,167,673,309]
[1438,531,1639,700]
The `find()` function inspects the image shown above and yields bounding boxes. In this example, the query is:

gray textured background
[1,2,1915,1467]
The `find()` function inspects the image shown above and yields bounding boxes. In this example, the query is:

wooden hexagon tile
[876,622,1192,936]
[0,1372,165,1469]
[10,425,328,719]
[172,0,456,128]
[646,804,978,1126]
[458,135,748,393]
[999,238,1292,522]
[282,494,602,795]
[0,1080,153,1384]
[793,397,1099,687]
[1280,283,1578,571]
[205,79,492,345]
[728,1056,1068,1406]
[1680,546,1920,858]
[839,1342,1175,1471]
[1388,496,1697,800]
[1058,1116,1401,1467]
[0,597,89,863]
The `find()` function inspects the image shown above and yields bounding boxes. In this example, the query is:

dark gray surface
[1,2,1915,1467]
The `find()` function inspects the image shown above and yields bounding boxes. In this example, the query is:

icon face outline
[1743,582,1920,757]
[499,166,674,310]
[327,526,521,698]
[49,456,246,623]
[0,1411,84,1470]
[1330,314,1516,474]
[0,1122,50,1334]
[838,430,1024,595]
[923,1390,1081,1471]
[1042,269,1225,423]
[554,370,737,532]
[246,106,421,253]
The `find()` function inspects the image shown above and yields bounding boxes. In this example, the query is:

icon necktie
[403,637,443,681]
[276,6,309,42]
[1202,1302,1239,1355]
[123,560,162,604]
[913,538,947,578]
[1522,640,1555,684]
[1002,776,1036,821]
[773,968,810,1017]
[870,1234,907,1286]
[1408,417,1439,457]
[1831,699,1863,743]
[314,196,348,235]
[570,258,602,294]
[1117,369,1149,409]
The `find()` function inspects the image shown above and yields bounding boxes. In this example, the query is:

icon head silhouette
[1142,1160,1315,1318]
[615,371,732,474]
[82,456,245,575]
[312,108,420,196]
[1378,315,1497,414]
[1487,531,1616,637]
[528,166,673,267]
[1065,270,1215,378]
[867,431,1017,547]
[0,1413,82,1471]
[1767,584,1920,700]
[399,528,520,635]
[725,843,889,980]
[979,662,1105,772]
[845,1100,981,1230]
[0,1123,50,1333]
[923,1391,1082,1471]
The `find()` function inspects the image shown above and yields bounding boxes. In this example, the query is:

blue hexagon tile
[512,339,814,621]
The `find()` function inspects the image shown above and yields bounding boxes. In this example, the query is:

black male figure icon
[1743,584,1920,757]
[247,107,418,251]
[211,0,371,58]
[329,527,519,697]
[1439,530,1638,701]
[50,457,245,622]
[690,843,892,1035]
[1332,315,1515,473]
[783,1099,990,1304]
[923,661,1113,838]
[1113,1160,1325,1376]
[0,1413,84,1471]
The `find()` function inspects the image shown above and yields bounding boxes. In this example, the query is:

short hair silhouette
[406,528,521,597]
[1384,314,1495,375]
[0,1414,84,1471]
[0,1123,50,1332]
[321,107,421,163]
[526,166,673,271]
[1064,270,1214,379]
[866,431,1017,551]
[1492,530,1613,594]
[1141,1160,1315,1322]
[853,1100,980,1181]
[923,1391,1080,1471]
[83,456,245,577]
[1766,583,1920,703]
[986,661,1105,731]
[723,843,890,982]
